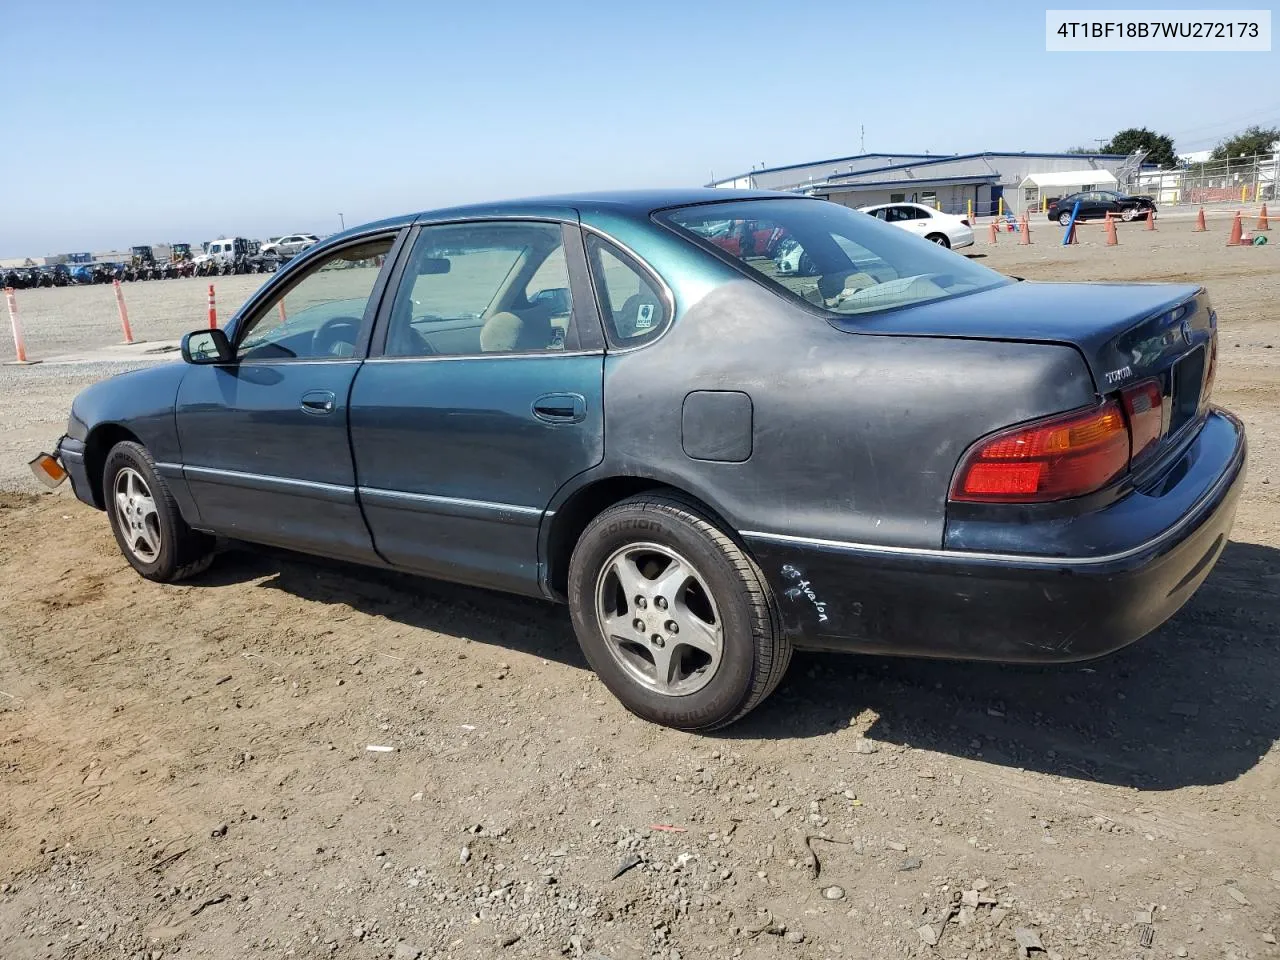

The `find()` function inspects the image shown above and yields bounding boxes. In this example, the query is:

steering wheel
[312,316,362,357]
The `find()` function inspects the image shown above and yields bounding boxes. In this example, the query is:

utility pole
[339,213,345,231]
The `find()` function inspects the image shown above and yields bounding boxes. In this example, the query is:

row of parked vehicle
[3,234,321,290]
[1,256,281,289]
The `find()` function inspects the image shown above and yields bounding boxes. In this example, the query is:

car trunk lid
[831,279,1217,445]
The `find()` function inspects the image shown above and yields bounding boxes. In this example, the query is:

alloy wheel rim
[595,542,723,697]
[114,467,161,562]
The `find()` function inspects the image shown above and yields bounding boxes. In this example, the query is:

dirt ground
[2,218,1278,960]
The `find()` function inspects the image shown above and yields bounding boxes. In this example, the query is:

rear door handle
[300,389,336,416]
[532,392,586,423]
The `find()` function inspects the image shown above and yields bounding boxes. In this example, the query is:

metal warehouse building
[710,151,1151,219]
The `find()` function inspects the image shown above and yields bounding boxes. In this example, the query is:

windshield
[660,198,1011,315]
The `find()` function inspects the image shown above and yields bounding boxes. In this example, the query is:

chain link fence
[1132,152,1278,205]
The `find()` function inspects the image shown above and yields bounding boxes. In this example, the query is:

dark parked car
[1048,190,1158,225]
[38,190,1245,730]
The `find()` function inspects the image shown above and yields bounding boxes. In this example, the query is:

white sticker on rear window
[634,303,655,330]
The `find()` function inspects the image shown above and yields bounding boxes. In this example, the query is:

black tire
[1058,211,1073,226]
[925,232,950,248]
[567,493,791,731]
[1121,207,1137,222]
[103,441,216,582]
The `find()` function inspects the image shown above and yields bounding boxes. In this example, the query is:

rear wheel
[103,441,215,582]
[567,493,791,730]
[1121,207,1137,222]
[925,233,951,248]
[1058,211,1073,226]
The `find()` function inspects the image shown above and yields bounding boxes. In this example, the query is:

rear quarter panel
[579,210,1097,549]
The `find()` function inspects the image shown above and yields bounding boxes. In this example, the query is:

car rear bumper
[743,409,1246,663]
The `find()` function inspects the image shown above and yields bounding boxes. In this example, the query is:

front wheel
[1058,211,1073,226]
[1121,207,1137,222]
[925,232,950,248]
[567,493,791,730]
[103,441,216,582]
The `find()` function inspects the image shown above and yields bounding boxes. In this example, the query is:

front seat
[479,311,554,352]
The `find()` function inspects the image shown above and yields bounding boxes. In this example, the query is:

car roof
[417,188,796,220]
[304,189,811,252]
[326,189,801,238]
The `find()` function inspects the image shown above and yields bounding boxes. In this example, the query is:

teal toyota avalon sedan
[38,190,1244,729]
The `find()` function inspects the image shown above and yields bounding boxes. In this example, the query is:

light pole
[339,213,345,231]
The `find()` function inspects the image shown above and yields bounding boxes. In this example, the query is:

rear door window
[383,221,577,357]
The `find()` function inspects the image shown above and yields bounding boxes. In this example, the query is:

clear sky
[2,0,1277,257]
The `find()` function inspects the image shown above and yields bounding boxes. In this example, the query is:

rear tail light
[1121,379,1163,460]
[950,401,1130,503]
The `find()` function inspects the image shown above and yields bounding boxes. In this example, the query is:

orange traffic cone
[988,221,998,244]
[1194,207,1207,232]
[1227,211,1244,246]
[1018,214,1031,244]
[1257,204,1270,231]
[1145,209,1156,231]
[1105,212,1118,246]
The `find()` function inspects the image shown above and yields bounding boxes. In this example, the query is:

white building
[710,151,1150,218]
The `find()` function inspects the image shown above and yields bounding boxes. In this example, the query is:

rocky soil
[1,218,1277,959]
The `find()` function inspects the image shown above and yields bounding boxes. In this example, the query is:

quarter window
[585,236,668,345]
[235,236,394,361]
[384,221,575,358]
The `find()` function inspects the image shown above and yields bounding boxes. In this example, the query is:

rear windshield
[659,198,1011,315]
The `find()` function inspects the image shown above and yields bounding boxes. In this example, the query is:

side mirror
[181,328,233,364]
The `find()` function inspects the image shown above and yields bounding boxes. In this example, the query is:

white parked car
[857,203,974,250]
[192,237,253,265]
[260,233,319,258]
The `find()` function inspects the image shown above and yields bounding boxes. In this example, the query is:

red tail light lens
[1121,379,1163,460]
[950,401,1130,503]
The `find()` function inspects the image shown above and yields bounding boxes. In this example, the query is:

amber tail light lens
[950,401,1131,503]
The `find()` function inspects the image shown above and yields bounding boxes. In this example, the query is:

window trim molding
[363,349,602,365]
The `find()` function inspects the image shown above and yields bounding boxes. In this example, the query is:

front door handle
[300,389,336,416]
[532,393,586,424]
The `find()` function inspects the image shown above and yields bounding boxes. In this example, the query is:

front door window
[235,237,394,361]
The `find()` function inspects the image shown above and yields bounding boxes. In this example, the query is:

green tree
[1099,128,1178,168]
[1211,125,1280,160]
